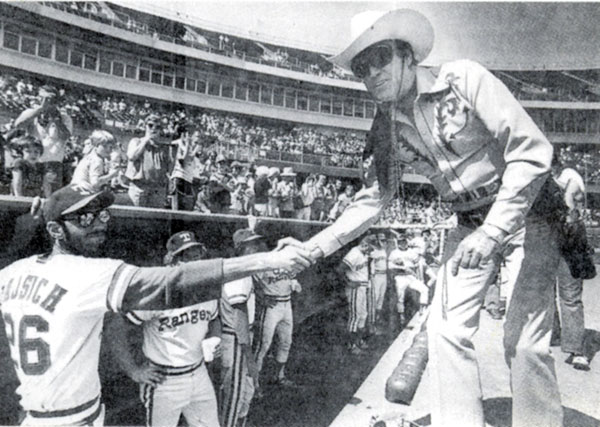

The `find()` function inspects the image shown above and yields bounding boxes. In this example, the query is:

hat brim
[281,173,296,177]
[61,191,115,217]
[329,9,434,73]
[170,242,204,257]
[234,234,264,248]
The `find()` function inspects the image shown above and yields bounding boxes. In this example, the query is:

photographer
[169,121,202,211]
[14,85,72,197]
[125,114,171,208]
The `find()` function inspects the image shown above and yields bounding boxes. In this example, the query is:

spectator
[278,167,297,219]
[253,166,270,217]
[230,177,251,215]
[212,154,232,184]
[297,174,316,220]
[14,85,73,197]
[10,135,44,197]
[195,177,232,214]
[323,176,337,217]
[267,167,281,218]
[330,184,355,220]
[311,174,327,221]
[230,160,245,183]
[125,114,171,208]
[170,122,202,211]
[71,130,118,191]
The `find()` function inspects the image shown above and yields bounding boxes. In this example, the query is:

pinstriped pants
[254,301,293,373]
[345,285,368,333]
[219,332,255,427]
[140,364,219,427]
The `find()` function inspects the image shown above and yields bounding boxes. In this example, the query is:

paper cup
[202,337,221,362]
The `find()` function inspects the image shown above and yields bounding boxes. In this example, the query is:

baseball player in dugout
[368,232,391,334]
[338,236,373,354]
[277,9,566,427]
[220,228,263,427]
[107,231,221,427]
[0,184,312,426]
[253,241,302,392]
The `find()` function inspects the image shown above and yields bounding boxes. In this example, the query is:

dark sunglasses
[62,209,111,228]
[351,43,395,79]
[146,122,160,129]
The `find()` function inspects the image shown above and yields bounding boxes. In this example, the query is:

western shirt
[309,59,553,257]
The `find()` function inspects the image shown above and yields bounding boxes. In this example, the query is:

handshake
[265,237,323,275]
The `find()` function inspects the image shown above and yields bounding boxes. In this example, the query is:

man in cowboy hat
[278,9,562,427]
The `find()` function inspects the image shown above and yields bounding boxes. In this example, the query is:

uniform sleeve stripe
[125,312,143,325]
[107,264,139,312]
[227,293,249,305]
[342,259,354,269]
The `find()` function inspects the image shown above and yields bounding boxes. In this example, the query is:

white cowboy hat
[330,9,434,72]
[281,167,296,177]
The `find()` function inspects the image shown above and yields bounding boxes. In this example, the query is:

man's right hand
[130,363,165,387]
[276,237,305,251]
[267,245,313,274]
[276,237,324,262]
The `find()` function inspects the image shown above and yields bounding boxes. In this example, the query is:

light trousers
[427,217,562,427]
[555,257,586,355]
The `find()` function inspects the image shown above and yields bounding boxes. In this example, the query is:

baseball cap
[232,228,263,249]
[43,184,115,223]
[166,231,205,257]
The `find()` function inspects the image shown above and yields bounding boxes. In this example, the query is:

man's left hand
[450,227,503,276]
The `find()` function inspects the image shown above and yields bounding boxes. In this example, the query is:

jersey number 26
[3,314,51,375]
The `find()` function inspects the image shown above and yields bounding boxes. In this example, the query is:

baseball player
[109,231,221,427]
[253,252,302,391]
[389,235,432,326]
[220,228,265,427]
[0,184,312,426]
[337,236,372,354]
[368,232,389,334]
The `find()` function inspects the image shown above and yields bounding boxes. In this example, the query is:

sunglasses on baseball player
[351,43,395,79]
[62,209,111,228]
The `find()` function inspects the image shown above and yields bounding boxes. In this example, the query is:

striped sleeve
[125,311,145,325]
[222,278,252,305]
[342,250,357,270]
[209,300,219,321]
[107,263,140,313]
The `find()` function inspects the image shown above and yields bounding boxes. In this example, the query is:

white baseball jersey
[0,254,135,413]
[126,300,218,367]
[389,248,419,273]
[342,247,369,283]
[370,248,388,273]
[255,270,299,297]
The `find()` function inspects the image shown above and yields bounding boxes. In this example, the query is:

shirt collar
[415,65,448,95]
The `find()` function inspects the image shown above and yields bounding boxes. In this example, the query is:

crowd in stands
[100,96,365,168]
[1,72,366,168]
[0,77,450,226]
[4,72,600,229]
